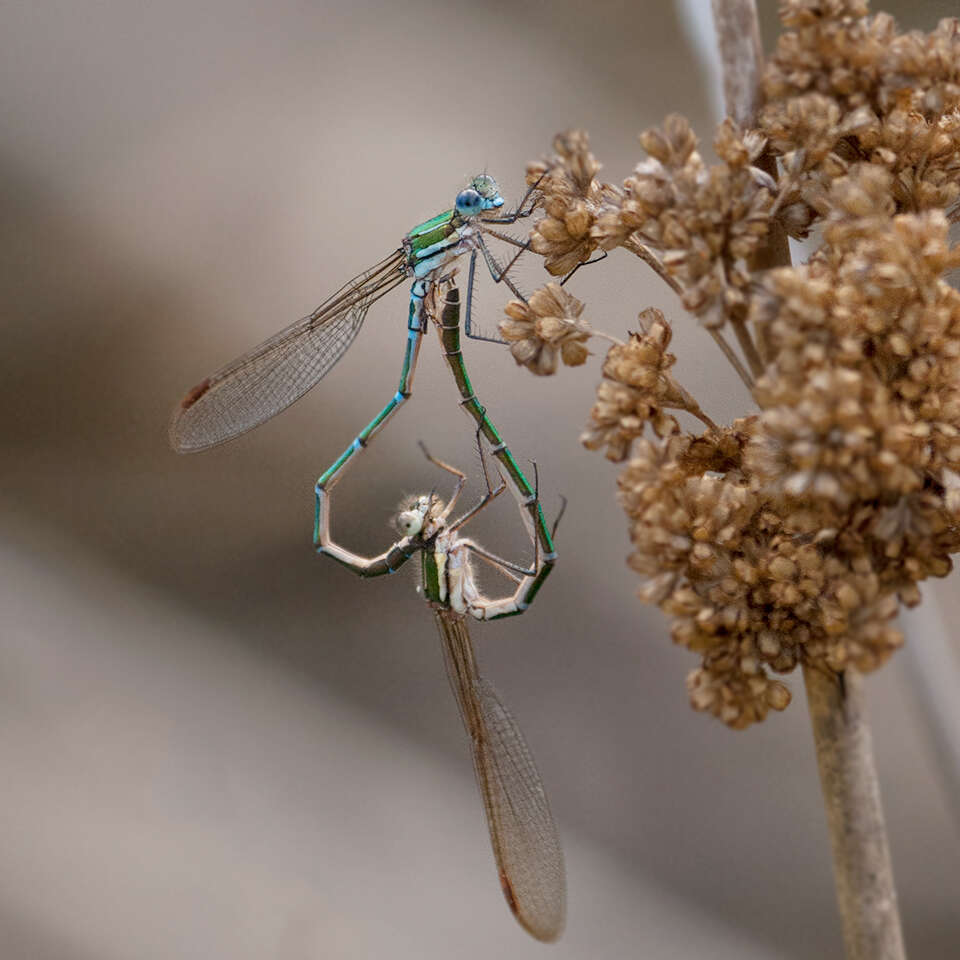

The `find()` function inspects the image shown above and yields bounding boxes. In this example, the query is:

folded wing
[170,249,406,452]
[437,611,565,942]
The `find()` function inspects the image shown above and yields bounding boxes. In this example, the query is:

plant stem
[803,665,907,960]
[708,328,753,390]
[623,237,683,296]
[711,0,788,367]
[731,315,764,378]
[710,0,764,127]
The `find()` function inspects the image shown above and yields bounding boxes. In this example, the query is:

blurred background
[2,1,959,957]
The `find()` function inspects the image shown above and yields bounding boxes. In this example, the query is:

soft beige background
[1,1,958,958]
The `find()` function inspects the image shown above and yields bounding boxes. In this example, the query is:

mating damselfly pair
[170,175,565,941]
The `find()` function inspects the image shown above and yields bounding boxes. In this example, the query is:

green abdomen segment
[437,287,556,611]
[421,550,443,605]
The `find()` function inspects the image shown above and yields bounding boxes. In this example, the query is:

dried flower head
[594,116,775,328]
[500,283,591,376]
[761,4,960,234]
[581,310,693,459]
[526,131,621,276]
[688,656,792,730]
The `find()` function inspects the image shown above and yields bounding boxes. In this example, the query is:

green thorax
[404,209,459,257]
[420,549,444,606]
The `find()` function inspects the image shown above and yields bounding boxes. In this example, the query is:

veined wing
[170,249,407,452]
[436,611,565,942]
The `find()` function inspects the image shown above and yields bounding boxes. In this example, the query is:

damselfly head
[394,493,444,538]
[395,508,424,537]
[455,174,505,218]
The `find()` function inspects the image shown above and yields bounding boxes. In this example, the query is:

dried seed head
[760,4,960,234]
[581,311,697,460]
[526,130,621,276]
[594,115,774,329]
[500,283,591,376]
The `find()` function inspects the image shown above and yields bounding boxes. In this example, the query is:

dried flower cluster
[504,1,960,727]
[581,308,715,460]
[525,131,620,277]
[501,282,591,376]
[523,118,777,332]
[761,0,960,232]
[597,117,775,330]
[620,203,960,727]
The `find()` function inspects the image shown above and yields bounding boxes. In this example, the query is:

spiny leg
[479,171,546,225]
[466,215,535,345]
[465,541,534,581]
[560,248,608,286]
[469,548,525,583]
[477,235,526,302]
[463,251,501,345]
[464,458,545,584]
[448,429,508,533]
[478,230,530,286]
[314,283,427,574]
[459,469,553,621]
[481,227,532,255]
[462,245,524,346]
[416,439,468,522]
[448,431,533,577]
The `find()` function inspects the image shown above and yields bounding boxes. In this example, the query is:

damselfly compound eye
[455,188,483,216]
[396,509,423,536]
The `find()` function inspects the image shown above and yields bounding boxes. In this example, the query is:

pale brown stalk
[803,666,906,960]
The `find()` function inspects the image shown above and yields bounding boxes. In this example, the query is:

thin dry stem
[711,0,764,127]
[623,237,683,296]
[712,0,785,367]
[591,330,626,347]
[731,316,764,378]
[747,153,790,365]
[803,666,907,960]
[708,327,753,390]
[682,404,720,432]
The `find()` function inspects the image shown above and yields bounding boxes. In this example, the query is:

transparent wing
[170,249,407,452]
[436,611,565,942]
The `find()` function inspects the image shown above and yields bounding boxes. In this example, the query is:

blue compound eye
[455,188,483,216]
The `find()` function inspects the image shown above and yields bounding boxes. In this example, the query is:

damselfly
[316,426,565,941]
[169,176,556,568]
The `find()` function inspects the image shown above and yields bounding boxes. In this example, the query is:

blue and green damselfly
[169,175,556,581]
